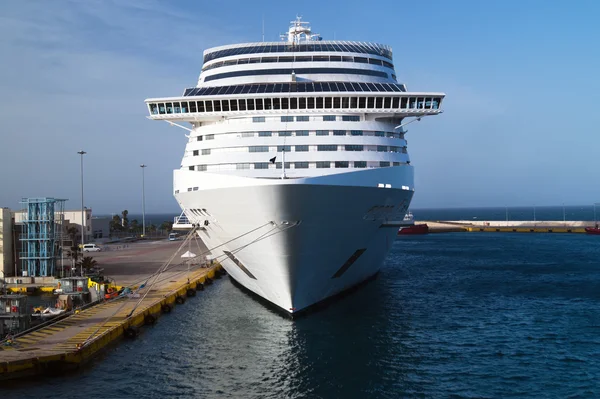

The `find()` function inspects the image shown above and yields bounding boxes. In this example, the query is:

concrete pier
[418,220,593,233]
[0,239,222,381]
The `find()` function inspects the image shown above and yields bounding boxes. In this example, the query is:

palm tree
[77,256,98,275]
[110,214,123,233]
[160,221,173,232]
[130,219,140,233]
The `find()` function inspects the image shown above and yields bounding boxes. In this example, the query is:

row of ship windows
[148,96,442,115]
[190,145,407,155]
[194,130,404,141]
[203,42,393,63]
[183,161,402,174]
[252,115,359,122]
[183,81,407,96]
[203,67,388,82]
[202,54,395,72]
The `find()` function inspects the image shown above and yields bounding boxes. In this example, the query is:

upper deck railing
[203,41,393,64]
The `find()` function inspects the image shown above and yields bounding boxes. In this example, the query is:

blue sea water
[4,232,600,398]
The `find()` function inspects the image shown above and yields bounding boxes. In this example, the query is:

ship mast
[281,16,321,44]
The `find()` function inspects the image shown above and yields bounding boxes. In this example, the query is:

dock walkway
[0,260,221,380]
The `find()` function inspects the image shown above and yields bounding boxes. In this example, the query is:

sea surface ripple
[3,233,600,398]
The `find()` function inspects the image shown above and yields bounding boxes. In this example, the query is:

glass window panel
[345,145,364,151]
[366,83,378,91]
[317,145,337,151]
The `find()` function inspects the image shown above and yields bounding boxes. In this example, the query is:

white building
[0,208,14,278]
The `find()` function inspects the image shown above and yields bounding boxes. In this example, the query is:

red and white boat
[585,227,600,235]
[398,224,429,235]
[397,212,429,235]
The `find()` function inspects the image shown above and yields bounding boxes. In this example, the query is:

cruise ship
[145,18,445,315]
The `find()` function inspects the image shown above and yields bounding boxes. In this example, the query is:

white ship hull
[175,166,414,314]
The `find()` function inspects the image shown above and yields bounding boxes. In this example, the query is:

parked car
[168,233,178,241]
[82,243,102,252]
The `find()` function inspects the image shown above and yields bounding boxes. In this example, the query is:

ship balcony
[145,93,444,122]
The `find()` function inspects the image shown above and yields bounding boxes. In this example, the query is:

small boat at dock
[398,224,429,235]
[585,227,600,235]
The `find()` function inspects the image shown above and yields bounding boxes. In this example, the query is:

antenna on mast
[262,15,265,42]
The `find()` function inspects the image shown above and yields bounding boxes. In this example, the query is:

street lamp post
[563,203,566,226]
[140,164,147,237]
[533,204,536,224]
[77,150,86,276]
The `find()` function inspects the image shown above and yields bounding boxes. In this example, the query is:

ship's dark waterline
[4,233,600,398]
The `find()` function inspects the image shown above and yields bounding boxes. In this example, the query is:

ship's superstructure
[145,18,445,314]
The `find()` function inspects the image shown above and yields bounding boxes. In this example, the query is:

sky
[1,0,599,214]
